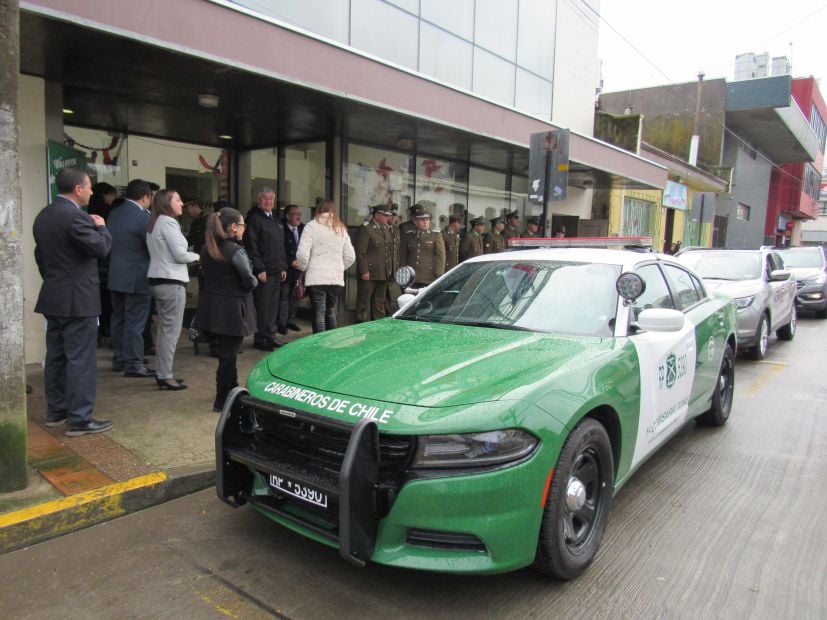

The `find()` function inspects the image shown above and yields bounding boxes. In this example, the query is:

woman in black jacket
[194,208,257,411]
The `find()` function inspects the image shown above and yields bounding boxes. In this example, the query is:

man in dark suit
[33,168,113,436]
[107,179,155,377]
[244,187,287,350]
[277,204,304,334]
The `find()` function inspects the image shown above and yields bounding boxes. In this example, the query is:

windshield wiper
[450,319,532,331]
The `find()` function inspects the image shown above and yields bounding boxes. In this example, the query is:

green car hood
[264,318,612,408]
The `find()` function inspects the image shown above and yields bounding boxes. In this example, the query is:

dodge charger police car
[216,238,738,580]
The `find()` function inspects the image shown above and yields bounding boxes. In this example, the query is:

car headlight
[411,429,538,468]
[804,273,827,285]
[733,295,756,310]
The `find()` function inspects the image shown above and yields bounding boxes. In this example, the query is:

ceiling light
[197,94,220,109]
[62,108,74,115]
[218,134,233,140]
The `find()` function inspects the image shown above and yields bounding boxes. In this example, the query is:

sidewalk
[0,321,313,554]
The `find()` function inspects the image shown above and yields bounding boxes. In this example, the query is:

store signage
[528,129,570,204]
[663,181,687,210]
[47,140,87,202]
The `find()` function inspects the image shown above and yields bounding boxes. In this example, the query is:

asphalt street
[2,315,825,619]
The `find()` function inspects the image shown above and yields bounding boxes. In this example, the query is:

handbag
[293,275,306,300]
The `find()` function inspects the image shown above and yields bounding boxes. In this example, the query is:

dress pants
[110,291,151,372]
[44,315,98,425]
[355,279,387,322]
[253,274,281,343]
[214,334,243,410]
[309,285,341,333]
[277,268,301,328]
[150,282,186,380]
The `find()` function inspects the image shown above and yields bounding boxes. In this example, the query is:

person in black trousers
[33,168,113,436]
[194,208,257,412]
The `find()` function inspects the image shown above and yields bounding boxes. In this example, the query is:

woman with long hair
[146,189,200,390]
[194,208,257,411]
[293,199,355,333]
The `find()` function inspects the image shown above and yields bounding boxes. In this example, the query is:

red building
[766,77,827,245]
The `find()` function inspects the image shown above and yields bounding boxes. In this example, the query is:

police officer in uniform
[503,210,521,244]
[385,203,402,312]
[441,214,463,270]
[461,216,486,261]
[483,215,507,254]
[398,204,417,237]
[400,204,446,287]
[355,205,393,321]
[523,216,541,238]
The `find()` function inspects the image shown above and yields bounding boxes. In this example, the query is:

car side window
[632,264,675,318]
[768,253,784,272]
[662,264,703,310]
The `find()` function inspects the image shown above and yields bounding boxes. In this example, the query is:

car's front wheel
[534,418,613,580]
[697,343,735,426]
[776,305,796,341]
[748,313,769,360]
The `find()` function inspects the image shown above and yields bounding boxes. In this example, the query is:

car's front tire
[776,305,796,341]
[534,418,613,580]
[748,314,769,360]
[697,343,735,426]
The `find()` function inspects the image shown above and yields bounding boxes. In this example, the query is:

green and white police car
[216,238,738,580]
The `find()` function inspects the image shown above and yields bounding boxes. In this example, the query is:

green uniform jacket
[522,230,540,238]
[503,225,521,242]
[460,231,483,261]
[442,227,461,270]
[483,230,506,254]
[356,219,392,280]
[401,229,446,284]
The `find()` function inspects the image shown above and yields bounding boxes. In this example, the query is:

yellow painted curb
[0,472,168,529]
[0,472,168,552]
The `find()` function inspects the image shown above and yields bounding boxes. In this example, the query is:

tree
[0,0,28,492]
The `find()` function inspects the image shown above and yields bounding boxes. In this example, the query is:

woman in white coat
[294,199,356,333]
[146,190,200,389]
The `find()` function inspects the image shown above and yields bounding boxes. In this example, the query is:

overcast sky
[597,0,827,93]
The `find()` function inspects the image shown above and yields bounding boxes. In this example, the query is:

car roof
[465,247,675,271]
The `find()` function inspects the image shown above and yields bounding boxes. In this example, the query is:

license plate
[269,473,329,509]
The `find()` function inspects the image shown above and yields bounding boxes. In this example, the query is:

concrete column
[0,0,28,492]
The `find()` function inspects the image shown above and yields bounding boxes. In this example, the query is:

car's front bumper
[216,389,554,574]
[794,282,827,313]
[735,304,763,347]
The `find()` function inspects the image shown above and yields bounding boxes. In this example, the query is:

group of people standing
[354,205,541,322]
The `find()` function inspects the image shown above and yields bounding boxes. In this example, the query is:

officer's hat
[389,202,399,214]
[526,216,540,225]
[470,216,486,227]
[448,214,463,224]
[506,210,520,220]
[411,204,431,219]
[371,204,392,215]
[490,215,503,226]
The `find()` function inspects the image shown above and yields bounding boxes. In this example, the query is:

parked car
[675,248,796,359]
[216,243,738,579]
[774,247,827,319]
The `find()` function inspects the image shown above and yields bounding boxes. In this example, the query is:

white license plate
[269,474,329,509]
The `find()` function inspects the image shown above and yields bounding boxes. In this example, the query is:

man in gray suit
[33,168,113,436]
[108,179,155,377]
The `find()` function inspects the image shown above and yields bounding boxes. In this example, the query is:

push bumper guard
[216,387,381,567]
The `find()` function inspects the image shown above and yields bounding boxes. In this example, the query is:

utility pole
[0,0,28,492]
[689,71,705,166]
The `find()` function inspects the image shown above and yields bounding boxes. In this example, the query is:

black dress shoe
[277,326,288,335]
[45,416,67,428]
[124,368,156,378]
[252,341,275,352]
[267,337,286,348]
[65,418,113,437]
[286,322,301,331]
[156,377,188,390]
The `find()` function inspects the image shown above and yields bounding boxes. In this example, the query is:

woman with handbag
[194,208,257,412]
[293,199,355,333]
[146,189,200,390]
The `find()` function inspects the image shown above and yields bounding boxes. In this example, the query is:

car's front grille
[796,280,805,289]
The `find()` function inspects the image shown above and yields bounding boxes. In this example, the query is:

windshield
[777,249,825,268]
[396,260,621,337]
[677,251,762,280]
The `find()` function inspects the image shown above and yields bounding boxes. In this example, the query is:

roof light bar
[508,236,653,249]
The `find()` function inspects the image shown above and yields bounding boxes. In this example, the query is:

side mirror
[396,293,417,309]
[769,269,791,282]
[635,308,685,332]
[395,266,416,288]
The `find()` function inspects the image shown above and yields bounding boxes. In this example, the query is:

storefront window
[414,155,468,231]
[284,142,327,223]
[343,143,413,226]
[622,197,657,236]
[64,126,129,191]
[468,167,507,224]
[244,148,278,213]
